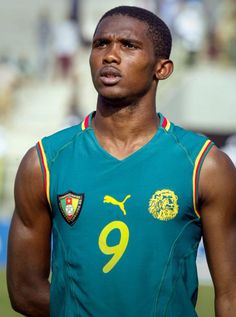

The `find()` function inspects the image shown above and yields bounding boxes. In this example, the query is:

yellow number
[98,221,129,273]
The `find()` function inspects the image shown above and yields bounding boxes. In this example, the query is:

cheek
[128,62,155,85]
[89,54,95,73]
[89,53,99,74]
[126,54,155,75]
[89,57,100,87]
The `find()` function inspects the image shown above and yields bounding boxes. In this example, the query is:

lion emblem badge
[148,189,179,221]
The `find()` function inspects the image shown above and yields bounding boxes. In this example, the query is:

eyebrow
[120,38,143,45]
[92,36,143,46]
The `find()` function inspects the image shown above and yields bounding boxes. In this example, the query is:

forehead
[94,15,149,40]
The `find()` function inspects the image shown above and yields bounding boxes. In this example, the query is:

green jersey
[36,112,213,317]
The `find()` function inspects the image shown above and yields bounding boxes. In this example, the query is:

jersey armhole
[36,140,52,209]
[193,140,214,218]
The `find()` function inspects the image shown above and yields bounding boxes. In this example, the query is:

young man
[7,6,236,317]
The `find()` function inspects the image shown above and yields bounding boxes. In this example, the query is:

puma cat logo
[103,195,131,215]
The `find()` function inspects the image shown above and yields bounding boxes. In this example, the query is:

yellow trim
[39,140,51,209]
[193,140,212,217]
[165,119,171,131]
[81,120,85,130]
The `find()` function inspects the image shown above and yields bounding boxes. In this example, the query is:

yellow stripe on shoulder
[38,140,51,209]
[81,120,85,130]
[193,139,213,218]
[165,119,171,131]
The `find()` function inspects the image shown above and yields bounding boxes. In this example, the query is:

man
[7,6,236,317]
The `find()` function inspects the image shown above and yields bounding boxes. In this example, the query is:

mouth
[99,67,122,85]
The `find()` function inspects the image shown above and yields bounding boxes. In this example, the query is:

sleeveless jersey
[36,112,214,317]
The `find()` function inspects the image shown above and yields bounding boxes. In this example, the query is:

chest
[48,131,203,281]
[50,136,198,247]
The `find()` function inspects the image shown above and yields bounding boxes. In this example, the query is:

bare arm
[199,146,236,317]
[7,146,51,317]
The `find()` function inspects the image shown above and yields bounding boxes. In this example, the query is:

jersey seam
[163,244,199,317]
[50,128,89,164]
[164,128,195,167]
[152,219,197,317]
[51,224,69,315]
[53,224,79,316]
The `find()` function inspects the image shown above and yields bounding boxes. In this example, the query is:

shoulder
[37,121,86,163]
[199,145,236,206]
[38,113,93,162]
[200,145,236,186]
[41,123,83,148]
[161,113,209,145]
[170,120,208,145]
[162,114,213,163]
[15,146,49,213]
[17,146,41,179]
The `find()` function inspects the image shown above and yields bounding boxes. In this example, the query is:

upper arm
[199,145,236,313]
[7,146,52,300]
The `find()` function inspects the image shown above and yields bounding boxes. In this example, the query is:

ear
[154,59,174,80]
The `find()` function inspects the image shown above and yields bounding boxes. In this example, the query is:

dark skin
[7,15,236,317]
[199,147,236,316]
[89,16,173,160]
[7,147,51,316]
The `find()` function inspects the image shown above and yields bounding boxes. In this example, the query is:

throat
[101,140,145,160]
[95,127,158,160]
[92,108,160,160]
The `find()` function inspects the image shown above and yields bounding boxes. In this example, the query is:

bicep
[199,146,236,296]
[7,146,52,295]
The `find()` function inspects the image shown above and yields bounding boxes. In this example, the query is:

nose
[103,43,121,64]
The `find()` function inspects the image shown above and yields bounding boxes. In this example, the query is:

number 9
[98,221,129,273]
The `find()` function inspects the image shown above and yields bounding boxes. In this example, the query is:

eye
[125,43,135,49]
[93,39,109,48]
[121,40,139,49]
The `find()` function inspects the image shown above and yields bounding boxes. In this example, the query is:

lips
[99,67,122,85]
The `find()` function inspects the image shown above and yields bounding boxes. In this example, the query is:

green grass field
[0,269,214,316]
[0,270,22,317]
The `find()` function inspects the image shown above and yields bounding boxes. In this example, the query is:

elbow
[8,281,35,315]
[10,298,23,314]
[8,288,28,314]
[7,279,50,317]
[215,289,236,316]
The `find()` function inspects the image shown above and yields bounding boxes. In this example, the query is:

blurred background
[0,0,236,316]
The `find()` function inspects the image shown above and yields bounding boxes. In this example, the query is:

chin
[100,96,135,110]
[98,87,126,100]
[101,94,125,103]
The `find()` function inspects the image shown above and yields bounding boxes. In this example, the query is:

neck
[94,96,159,143]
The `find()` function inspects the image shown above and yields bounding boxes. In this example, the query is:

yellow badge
[148,189,179,221]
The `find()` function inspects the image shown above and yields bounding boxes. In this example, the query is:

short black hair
[94,6,172,59]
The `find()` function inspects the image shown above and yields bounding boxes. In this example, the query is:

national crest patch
[58,192,84,225]
[148,189,179,221]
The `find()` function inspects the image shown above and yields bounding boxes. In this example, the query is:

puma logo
[103,194,131,215]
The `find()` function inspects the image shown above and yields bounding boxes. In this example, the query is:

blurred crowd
[0,0,81,123]
[0,0,236,119]
[156,0,236,65]
[0,0,236,202]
